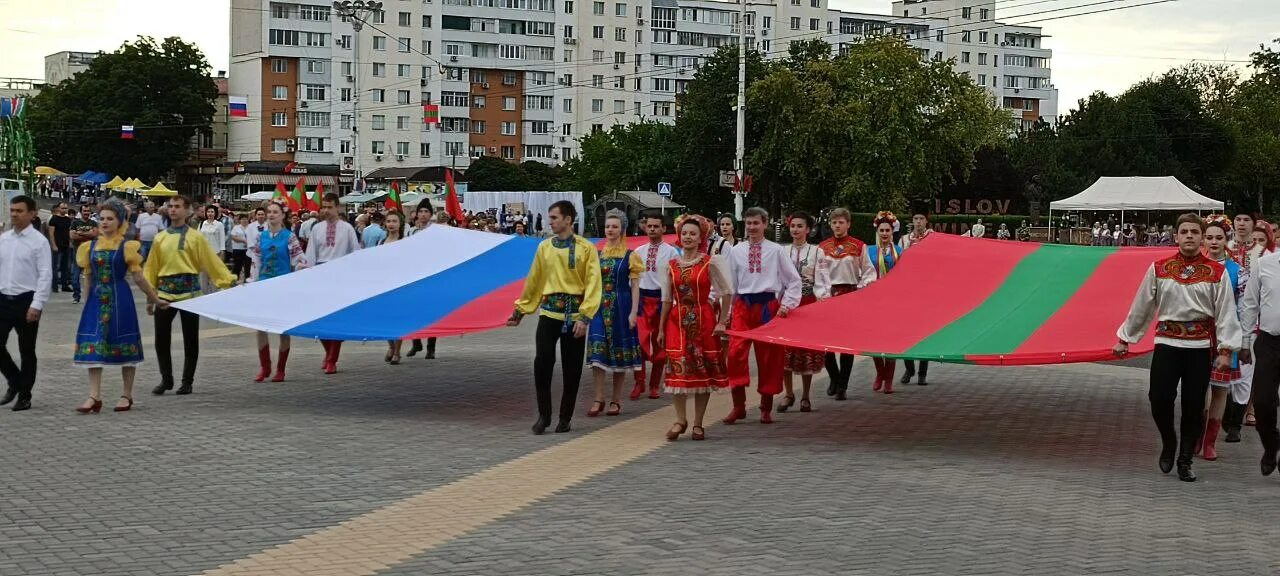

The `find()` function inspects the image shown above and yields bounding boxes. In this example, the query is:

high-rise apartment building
[228,0,1055,182]
[44,51,100,86]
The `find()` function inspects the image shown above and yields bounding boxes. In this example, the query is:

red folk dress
[663,255,730,394]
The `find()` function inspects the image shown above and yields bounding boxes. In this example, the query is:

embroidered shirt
[813,235,876,299]
[144,226,236,301]
[1117,252,1243,350]
[638,240,680,292]
[303,219,360,264]
[727,239,802,309]
[514,235,603,322]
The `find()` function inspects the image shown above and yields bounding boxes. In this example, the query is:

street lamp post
[333,0,383,188]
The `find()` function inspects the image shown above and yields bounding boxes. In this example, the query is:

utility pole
[333,0,383,191]
[733,0,747,221]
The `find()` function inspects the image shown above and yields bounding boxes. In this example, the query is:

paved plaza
[0,293,1277,576]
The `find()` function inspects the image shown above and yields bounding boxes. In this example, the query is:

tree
[560,121,682,205]
[464,155,529,191]
[519,161,563,191]
[26,36,217,180]
[1225,39,1280,213]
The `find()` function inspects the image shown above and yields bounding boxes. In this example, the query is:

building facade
[44,51,100,86]
[228,0,1055,177]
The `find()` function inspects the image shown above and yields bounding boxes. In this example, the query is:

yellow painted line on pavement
[199,374,828,576]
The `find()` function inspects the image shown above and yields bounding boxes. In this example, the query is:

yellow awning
[103,176,127,190]
[142,181,177,197]
[34,166,66,176]
[124,178,145,190]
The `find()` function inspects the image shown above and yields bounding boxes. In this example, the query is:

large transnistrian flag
[173,227,663,341]
[732,233,1160,366]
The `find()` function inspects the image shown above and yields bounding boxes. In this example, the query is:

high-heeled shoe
[690,426,705,441]
[777,394,796,413]
[799,398,812,413]
[75,397,102,414]
[605,401,621,416]
[666,421,688,441]
[113,396,134,412]
[587,400,605,417]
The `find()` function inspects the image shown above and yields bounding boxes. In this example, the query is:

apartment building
[894,0,1058,128]
[44,51,100,86]
[228,0,1054,180]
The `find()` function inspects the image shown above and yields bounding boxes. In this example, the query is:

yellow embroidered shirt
[76,232,143,274]
[143,227,237,301]
[600,241,645,281]
[515,235,603,322]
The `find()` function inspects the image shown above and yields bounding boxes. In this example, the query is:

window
[442,91,469,106]
[810,0,819,5]
[445,141,464,157]
[499,45,524,59]
[372,115,386,130]
[527,71,549,86]
[978,53,988,65]
[371,10,385,24]
[789,17,800,30]
[612,100,624,113]
[562,124,572,136]
[979,31,988,43]
[591,99,603,112]
[810,18,819,31]
[398,38,411,52]
[398,64,411,77]
[977,74,987,86]
[616,3,626,16]
[564,24,574,38]
[592,74,603,88]
[304,32,327,47]
[398,90,411,104]
[593,50,605,63]
[340,140,351,153]
[962,6,972,18]
[272,85,287,100]
[373,36,387,50]
[1005,75,1018,88]
[372,89,385,102]
[372,141,386,154]
[442,117,469,132]
[565,0,574,13]
[301,137,327,152]
[445,67,464,81]
[272,139,287,153]
[528,120,551,134]
[341,61,353,76]
[305,85,326,100]
[593,1,604,14]
[397,141,410,155]
[473,95,486,108]
[340,35,352,49]
[762,15,771,29]
[271,3,289,18]
[523,145,553,159]
[501,121,517,135]
[340,88,353,102]
[422,14,433,27]
[271,112,288,127]
[340,114,352,129]
[420,142,431,157]
[524,95,553,110]
[962,31,971,42]
[980,8,990,20]
[501,146,515,160]
[306,60,325,74]
[269,29,300,46]
[373,63,386,77]
[652,77,671,91]
[961,52,970,64]
[652,101,672,116]
[936,30,943,42]
[614,51,626,64]
[502,96,516,110]
[563,98,573,112]
[422,40,432,54]
[271,58,287,73]
[398,11,412,26]
[615,27,626,41]
[472,120,486,134]
[591,124,603,134]
[503,72,518,85]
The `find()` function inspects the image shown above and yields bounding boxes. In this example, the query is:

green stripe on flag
[904,245,1117,361]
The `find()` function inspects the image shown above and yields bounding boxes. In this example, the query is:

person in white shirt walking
[304,193,360,374]
[0,196,53,411]
[1239,239,1280,478]
[134,202,165,261]
[633,213,680,401]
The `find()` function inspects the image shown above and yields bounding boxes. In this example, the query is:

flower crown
[1203,214,1231,231]
[675,213,713,253]
[872,211,897,227]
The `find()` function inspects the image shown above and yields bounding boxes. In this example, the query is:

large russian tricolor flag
[229,96,249,118]
[173,226,662,341]
[732,233,1161,365]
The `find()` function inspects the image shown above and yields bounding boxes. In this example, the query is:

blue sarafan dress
[587,243,645,372]
[74,233,145,367]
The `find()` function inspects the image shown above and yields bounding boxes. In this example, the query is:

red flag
[384,181,403,211]
[288,179,305,212]
[273,178,287,202]
[305,181,322,212]
[445,169,465,226]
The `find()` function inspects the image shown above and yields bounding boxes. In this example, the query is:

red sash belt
[1155,319,1213,341]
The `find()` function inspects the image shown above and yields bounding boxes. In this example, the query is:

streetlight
[332,0,383,189]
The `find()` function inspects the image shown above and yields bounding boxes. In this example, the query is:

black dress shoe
[834,389,847,401]
[1177,463,1197,482]
[531,417,550,435]
[1224,430,1241,443]
[406,341,422,357]
[0,388,16,406]
[175,384,193,395]
[917,377,928,386]
[1159,449,1176,474]
[1263,452,1278,477]
[554,420,572,433]
[11,397,31,411]
[151,383,173,396]
[826,381,836,397]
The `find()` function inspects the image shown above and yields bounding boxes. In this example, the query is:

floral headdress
[1203,214,1231,233]
[674,213,713,253]
[1256,219,1277,253]
[872,211,897,228]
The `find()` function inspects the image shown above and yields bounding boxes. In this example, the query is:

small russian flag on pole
[229,96,249,118]
[121,125,135,140]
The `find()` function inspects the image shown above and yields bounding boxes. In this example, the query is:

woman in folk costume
[658,214,732,441]
[779,211,823,413]
[586,209,645,417]
[868,211,903,393]
[1198,216,1243,461]
[381,211,407,364]
[74,199,164,414]
[248,201,310,382]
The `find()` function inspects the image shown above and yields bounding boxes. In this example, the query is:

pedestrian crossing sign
[658,182,671,197]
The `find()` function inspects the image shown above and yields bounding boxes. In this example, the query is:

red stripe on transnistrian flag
[980,247,1165,365]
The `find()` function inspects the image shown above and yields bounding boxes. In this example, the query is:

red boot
[325,341,342,374]
[630,368,646,400]
[1195,411,1208,456]
[271,348,290,382]
[647,361,664,399]
[1202,418,1221,461]
[760,394,774,424]
[723,387,747,424]
[872,359,884,392]
[254,345,272,382]
[883,362,895,394]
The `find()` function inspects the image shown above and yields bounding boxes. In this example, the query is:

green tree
[560,120,682,204]
[518,160,563,190]
[1226,39,1280,213]
[465,155,529,190]
[27,36,217,180]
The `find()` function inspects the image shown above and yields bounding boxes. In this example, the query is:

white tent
[1048,176,1224,241]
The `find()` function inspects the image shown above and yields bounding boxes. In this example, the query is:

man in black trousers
[1239,245,1280,477]
[0,196,52,411]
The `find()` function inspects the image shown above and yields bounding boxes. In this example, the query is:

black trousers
[1250,331,1280,456]
[230,249,249,279]
[533,316,586,423]
[1149,344,1211,464]
[824,353,854,390]
[52,249,72,289]
[903,360,930,379]
[0,294,38,398]
[155,304,200,387]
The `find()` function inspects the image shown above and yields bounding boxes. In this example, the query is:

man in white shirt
[634,213,680,401]
[0,196,52,411]
[304,193,360,374]
[245,207,267,251]
[1239,246,1280,477]
[135,202,165,261]
[405,202,437,359]
[725,207,803,425]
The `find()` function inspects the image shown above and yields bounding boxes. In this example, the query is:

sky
[1,0,1277,116]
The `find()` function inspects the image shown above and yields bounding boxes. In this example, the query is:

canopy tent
[464,191,585,234]
[124,178,145,190]
[240,189,322,203]
[1048,177,1224,239]
[33,166,65,176]
[339,191,387,204]
[142,182,177,197]
[102,175,127,190]
[74,171,111,185]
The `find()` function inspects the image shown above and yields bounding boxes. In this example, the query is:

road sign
[657,182,672,197]
[719,170,736,188]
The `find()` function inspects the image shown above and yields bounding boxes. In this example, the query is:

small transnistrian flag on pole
[121,125,134,139]
[229,96,249,118]
[423,104,439,124]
